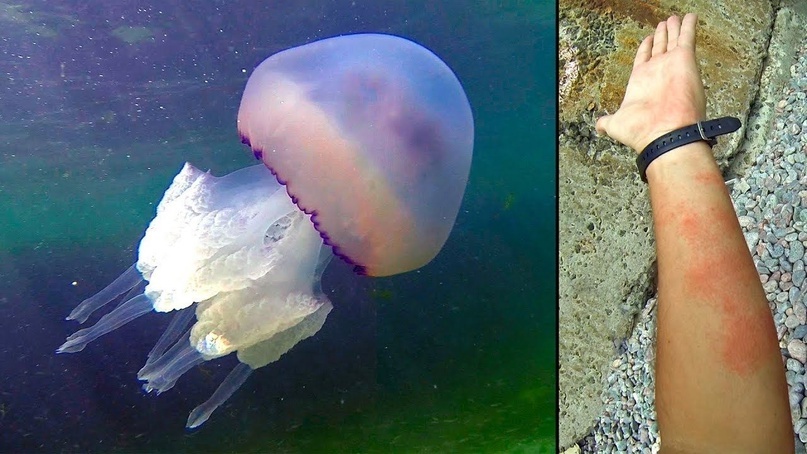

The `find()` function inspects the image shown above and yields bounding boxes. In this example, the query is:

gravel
[576,29,807,454]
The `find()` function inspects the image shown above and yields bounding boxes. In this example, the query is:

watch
[636,116,742,183]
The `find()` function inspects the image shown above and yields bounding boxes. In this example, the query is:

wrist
[634,127,685,154]
[634,119,705,154]
[645,140,718,184]
[637,117,741,183]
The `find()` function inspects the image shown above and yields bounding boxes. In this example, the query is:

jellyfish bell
[238,33,473,276]
[57,33,473,429]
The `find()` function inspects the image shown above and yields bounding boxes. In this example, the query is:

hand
[595,14,707,154]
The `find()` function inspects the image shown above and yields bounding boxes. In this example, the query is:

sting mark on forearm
[658,172,778,376]
[684,249,778,375]
[692,170,728,189]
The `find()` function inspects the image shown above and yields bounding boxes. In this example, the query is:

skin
[596,14,793,453]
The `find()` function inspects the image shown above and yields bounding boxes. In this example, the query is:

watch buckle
[697,120,717,146]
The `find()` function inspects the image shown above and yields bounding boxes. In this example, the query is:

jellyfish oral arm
[186,362,253,429]
[56,293,153,354]
[64,264,143,323]
[58,162,335,428]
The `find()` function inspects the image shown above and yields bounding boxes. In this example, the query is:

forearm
[648,142,793,452]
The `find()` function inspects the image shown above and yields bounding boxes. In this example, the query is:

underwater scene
[0,1,555,452]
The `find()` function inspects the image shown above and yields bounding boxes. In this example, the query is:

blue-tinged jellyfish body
[58,33,473,429]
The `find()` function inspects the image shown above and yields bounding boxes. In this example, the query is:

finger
[633,35,653,68]
[666,15,681,50]
[651,21,668,57]
[595,115,610,136]
[678,13,698,50]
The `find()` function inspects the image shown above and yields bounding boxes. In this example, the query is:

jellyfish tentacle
[138,328,204,394]
[66,264,143,323]
[144,306,195,371]
[186,362,253,429]
[138,327,190,380]
[119,279,147,309]
[57,293,153,354]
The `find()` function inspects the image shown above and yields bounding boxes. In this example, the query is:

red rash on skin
[658,171,777,376]
[692,170,726,187]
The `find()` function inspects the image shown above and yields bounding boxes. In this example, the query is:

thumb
[595,114,610,136]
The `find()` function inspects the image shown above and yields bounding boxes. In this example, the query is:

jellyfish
[57,33,474,429]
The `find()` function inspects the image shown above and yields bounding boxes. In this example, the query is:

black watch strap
[636,116,742,183]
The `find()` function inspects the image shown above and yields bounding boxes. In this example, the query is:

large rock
[558,0,775,448]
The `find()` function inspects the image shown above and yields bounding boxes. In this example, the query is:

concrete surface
[558,0,779,448]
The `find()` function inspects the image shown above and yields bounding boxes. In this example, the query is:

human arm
[596,13,793,453]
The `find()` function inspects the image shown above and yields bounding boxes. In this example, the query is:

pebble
[797,302,807,324]
[789,339,807,364]
[796,270,807,287]
[793,390,804,408]
[738,216,755,228]
[791,287,802,304]
[793,241,806,262]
